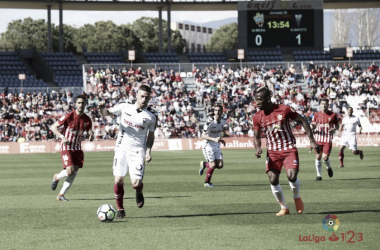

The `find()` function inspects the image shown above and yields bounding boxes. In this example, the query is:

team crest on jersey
[84,122,88,127]
[277,115,283,120]
[328,118,331,122]
[143,118,147,123]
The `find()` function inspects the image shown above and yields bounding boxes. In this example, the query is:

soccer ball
[97,204,116,222]
[328,220,335,226]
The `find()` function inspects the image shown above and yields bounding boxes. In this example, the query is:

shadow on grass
[217,184,268,187]
[336,178,379,181]
[308,209,380,215]
[72,195,191,201]
[132,211,273,219]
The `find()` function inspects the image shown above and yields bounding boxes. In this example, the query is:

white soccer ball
[328,220,335,226]
[97,204,116,222]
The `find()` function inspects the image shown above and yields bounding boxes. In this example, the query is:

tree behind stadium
[205,22,238,52]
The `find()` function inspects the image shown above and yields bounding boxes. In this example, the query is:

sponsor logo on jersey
[124,119,145,130]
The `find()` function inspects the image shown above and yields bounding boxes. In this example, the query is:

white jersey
[108,101,157,152]
[202,117,227,147]
[342,115,361,135]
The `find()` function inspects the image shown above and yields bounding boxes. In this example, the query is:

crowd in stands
[1,61,379,142]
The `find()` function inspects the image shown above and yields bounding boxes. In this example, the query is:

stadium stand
[40,52,83,87]
[247,51,283,62]
[0,52,46,88]
[353,50,380,60]
[144,52,180,64]
[188,52,226,63]
[84,52,125,64]
[293,50,331,62]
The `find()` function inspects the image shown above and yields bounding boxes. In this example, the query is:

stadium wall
[0,135,378,154]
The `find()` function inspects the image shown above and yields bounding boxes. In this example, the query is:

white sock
[56,170,68,180]
[59,171,77,195]
[270,184,288,209]
[323,158,331,169]
[289,178,301,199]
[316,159,322,177]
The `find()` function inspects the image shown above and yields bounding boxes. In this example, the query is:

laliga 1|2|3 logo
[299,214,364,243]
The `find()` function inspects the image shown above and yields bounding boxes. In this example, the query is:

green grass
[0,148,379,250]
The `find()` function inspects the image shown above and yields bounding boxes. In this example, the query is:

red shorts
[60,150,84,169]
[266,148,300,173]
[315,142,332,155]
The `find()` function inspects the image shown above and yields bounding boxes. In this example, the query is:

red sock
[339,151,344,165]
[205,168,214,183]
[133,182,144,194]
[114,183,124,210]
[203,162,210,168]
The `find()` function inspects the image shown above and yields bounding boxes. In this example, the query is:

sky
[0,9,238,33]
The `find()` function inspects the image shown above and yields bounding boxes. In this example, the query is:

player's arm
[50,121,68,145]
[338,123,344,137]
[294,114,320,154]
[253,129,262,158]
[145,131,155,163]
[98,101,112,116]
[329,116,339,133]
[201,132,225,145]
[358,123,362,134]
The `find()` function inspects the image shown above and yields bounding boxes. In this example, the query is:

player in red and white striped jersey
[253,87,320,216]
[310,98,339,181]
[50,95,94,201]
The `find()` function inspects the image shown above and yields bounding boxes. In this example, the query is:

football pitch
[0,148,379,250]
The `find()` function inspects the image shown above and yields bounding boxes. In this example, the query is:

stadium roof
[0,0,379,11]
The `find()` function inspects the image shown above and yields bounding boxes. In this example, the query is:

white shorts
[340,135,357,151]
[202,142,223,162]
[113,150,145,180]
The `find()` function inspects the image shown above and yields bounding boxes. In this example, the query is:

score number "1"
[254,34,302,46]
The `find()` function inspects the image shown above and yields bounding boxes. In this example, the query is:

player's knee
[131,179,142,187]
[288,175,297,183]
[322,155,329,161]
[66,166,74,176]
[114,176,124,185]
[269,178,279,186]
[218,163,224,169]
[209,162,216,169]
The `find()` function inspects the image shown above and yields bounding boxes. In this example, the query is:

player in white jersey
[198,105,227,187]
[338,107,363,168]
[99,85,157,219]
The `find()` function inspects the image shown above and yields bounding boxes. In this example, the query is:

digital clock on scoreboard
[247,10,315,48]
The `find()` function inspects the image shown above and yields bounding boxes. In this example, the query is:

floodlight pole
[59,1,64,53]
[47,5,52,52]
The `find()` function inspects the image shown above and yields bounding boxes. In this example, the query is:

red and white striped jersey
[58,111,92,151]
[311,111,339,143]
[253,104,298,151]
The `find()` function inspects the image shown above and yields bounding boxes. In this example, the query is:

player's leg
[284,150,303,214]
[315,144,323,180]
[201,145,216,187]
[339,145,346,168]
[128,151,145,208]
[199,145,212,175]
[57,165,79,201]
[51,150,72,190]
[266,152,289,216]
[322,144,333,178]
[350,137,364,160]
[113,152,128,218]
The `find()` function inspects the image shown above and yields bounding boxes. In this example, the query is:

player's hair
[347,106,353,111]
[138,85,152,93]
[75,95,87,103]
[320,98,329,104]
[256,86,271,98]
[215,104,223,111]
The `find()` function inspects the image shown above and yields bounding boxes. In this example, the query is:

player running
[310,99,339,180]
[99,85,157,219]
[338,107,363,168]
[50,95,94,201]
[253,87,320,216]
[198,105,227,187]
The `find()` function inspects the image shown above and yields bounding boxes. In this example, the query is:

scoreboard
[247,10,315,48]
[238,0,323,51]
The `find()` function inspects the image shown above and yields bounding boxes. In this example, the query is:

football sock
[289,178,301,199]
[132,182,144,194]
[270,184,288,209]
[114,183,124,210]
[59,171,77,195]
[353,150,362,155]
[323,158,331,169]
[339,151,344,165]
[205,168,214,183]
[203,162,210,168]
[56,169,68,180]
[315,159,322,177]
